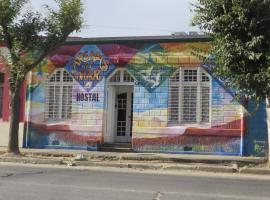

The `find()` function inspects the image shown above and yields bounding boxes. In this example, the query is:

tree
[192,0,270,101]
[0,0,83,155]
[192,0,270,159]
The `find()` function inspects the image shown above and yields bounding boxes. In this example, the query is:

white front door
[114,86,133,143]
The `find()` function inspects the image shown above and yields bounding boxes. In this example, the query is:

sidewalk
[0,147,269,175]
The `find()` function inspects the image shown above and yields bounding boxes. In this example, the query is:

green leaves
[0,0,83,91]
[193,0,270,101]
[45,0,83,37]
[0,0,28,25]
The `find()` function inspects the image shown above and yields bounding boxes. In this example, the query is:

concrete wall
[0,122,24,147]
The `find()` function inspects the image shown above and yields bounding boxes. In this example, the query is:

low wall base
[0,122,24,147]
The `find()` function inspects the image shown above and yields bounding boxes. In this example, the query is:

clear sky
[29,0,199,38]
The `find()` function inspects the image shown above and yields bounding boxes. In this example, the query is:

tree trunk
[7,84,21,155]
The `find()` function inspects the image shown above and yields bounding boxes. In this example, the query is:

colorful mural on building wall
[65,45,115,91]
[23,40,267,156]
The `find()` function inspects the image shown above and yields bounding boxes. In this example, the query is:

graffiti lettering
[72,51,109,81]
[75,69,103,81]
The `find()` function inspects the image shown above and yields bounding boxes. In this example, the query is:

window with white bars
[45,69,74,121]
[168,67,211,125]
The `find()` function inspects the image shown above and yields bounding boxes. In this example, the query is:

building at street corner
[22,35,269,157]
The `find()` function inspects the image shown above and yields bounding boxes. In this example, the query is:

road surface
[0,163,270,200]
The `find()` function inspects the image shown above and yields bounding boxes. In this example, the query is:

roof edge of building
[0,35,211,46]
[64,34,212,45]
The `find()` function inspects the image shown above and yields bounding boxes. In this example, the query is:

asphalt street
[0,163,270,200]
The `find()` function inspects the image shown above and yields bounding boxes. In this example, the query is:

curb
[163,164,236,173]
[120,155,267,165]
[239,168,270,175]
[71,161,164,170]
[0,157,62,165]
[196,165,237,173]
[54,160,239,173]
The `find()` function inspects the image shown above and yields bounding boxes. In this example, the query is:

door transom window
[108,69,134,84]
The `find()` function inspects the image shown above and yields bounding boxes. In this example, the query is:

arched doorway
[105,68,135,143]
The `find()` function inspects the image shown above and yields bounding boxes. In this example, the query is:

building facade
[22,36,269,156]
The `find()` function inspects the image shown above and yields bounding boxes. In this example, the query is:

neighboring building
[0,44,26,147]
[7,35,267,157]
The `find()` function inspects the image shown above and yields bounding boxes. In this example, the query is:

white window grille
[168,67,211,125]
[182,86,197,122]
[108,68,134,84]
[45,69,74,121]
